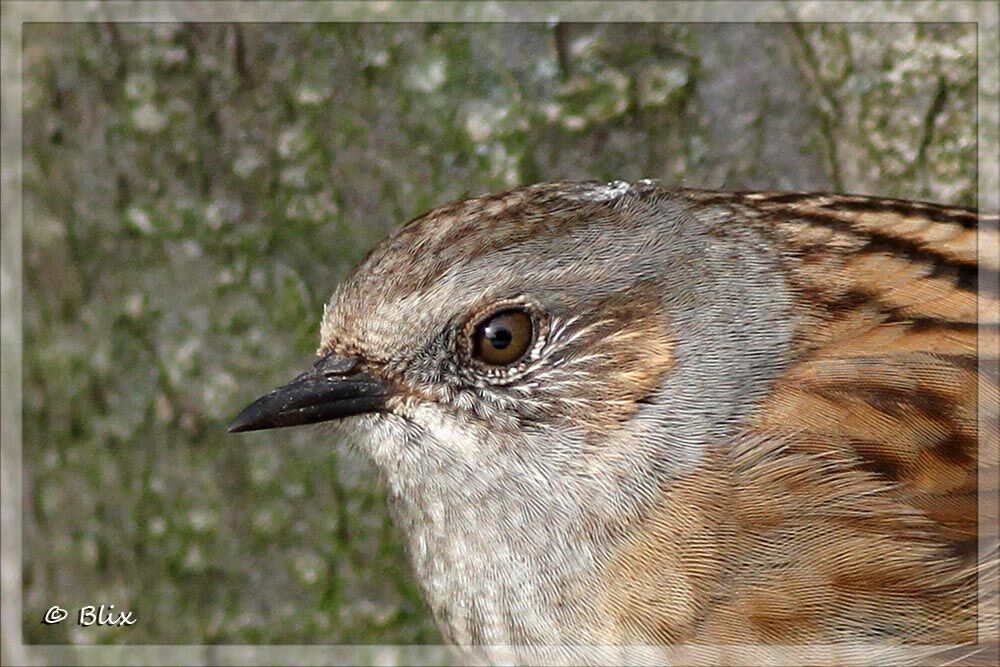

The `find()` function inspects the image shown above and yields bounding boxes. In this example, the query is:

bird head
[229,180,794,528]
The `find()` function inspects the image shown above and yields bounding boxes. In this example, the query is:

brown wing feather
[690,191,997,554]
[601,192,996,655]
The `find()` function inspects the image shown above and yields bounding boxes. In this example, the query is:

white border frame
[2,2,997,665]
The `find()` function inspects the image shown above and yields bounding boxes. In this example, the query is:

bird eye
[472,309,534,366]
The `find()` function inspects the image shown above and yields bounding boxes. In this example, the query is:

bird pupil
[488,326,512,349]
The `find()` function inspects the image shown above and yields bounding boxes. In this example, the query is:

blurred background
[21,21,977,645]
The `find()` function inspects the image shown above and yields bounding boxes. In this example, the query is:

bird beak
[227,354,389,433]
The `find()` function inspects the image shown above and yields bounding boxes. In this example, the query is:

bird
[229,180,998,666]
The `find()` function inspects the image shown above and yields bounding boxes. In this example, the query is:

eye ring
[465,302,541,370]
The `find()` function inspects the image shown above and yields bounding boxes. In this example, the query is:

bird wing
[683,190,997,555]
[598,191,996,654]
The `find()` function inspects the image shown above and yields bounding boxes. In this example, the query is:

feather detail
[602,192,996,656]
[684,190,995,553]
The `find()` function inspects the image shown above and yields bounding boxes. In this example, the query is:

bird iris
[472,309,533,366]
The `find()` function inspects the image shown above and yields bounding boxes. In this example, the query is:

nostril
[313,353,362,376]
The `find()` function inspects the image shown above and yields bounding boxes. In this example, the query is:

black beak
[227,354,389,433]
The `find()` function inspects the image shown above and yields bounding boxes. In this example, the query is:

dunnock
[230,181,997,665]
